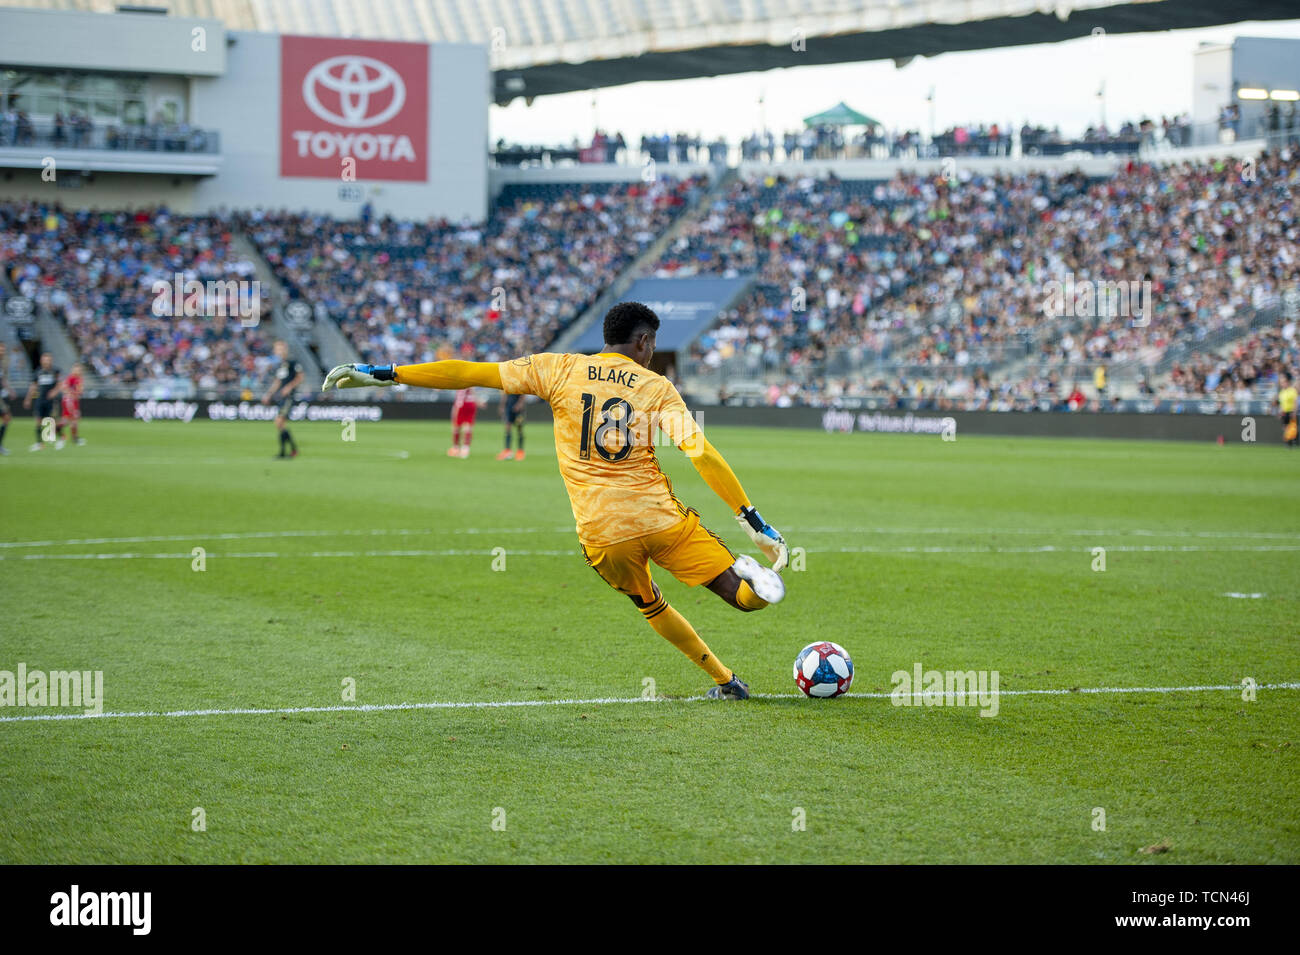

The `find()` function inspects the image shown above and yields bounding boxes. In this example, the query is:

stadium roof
[3,0,1298,104]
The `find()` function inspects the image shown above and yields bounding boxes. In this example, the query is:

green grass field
[0,418,1296,864]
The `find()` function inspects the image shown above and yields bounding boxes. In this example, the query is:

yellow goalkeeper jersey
[498,352,701,546]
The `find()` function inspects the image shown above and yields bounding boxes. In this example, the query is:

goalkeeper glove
[737,505,789,572]
[322,363,396,391]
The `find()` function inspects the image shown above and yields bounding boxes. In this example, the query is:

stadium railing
[0,121,220,154]
[491,122,1198,170]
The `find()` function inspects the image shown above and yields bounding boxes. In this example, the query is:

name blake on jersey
[588,365,640,388]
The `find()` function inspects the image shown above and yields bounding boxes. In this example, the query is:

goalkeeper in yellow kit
[323,302,788,699]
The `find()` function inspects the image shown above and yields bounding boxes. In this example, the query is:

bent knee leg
[706,569,760,612]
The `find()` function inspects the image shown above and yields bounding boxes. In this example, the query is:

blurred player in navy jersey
[0,342,12,455]
[496,392,526,461]
[23,352,61,451]
[262,340,303,458]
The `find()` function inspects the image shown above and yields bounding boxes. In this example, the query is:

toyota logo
[302,55,406,128]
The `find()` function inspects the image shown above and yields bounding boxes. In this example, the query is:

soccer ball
[793,642,854,698]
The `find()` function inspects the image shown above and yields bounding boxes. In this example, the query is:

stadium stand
[491,117,1183,169]
[672,149,1299,409]
[0,203,271,393]
[241,176,707,369]
[1165,318,1298,400]
[671,167,1093,382]
[1,147,1295,414]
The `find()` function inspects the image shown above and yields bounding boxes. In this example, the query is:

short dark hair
[603,302,659,345]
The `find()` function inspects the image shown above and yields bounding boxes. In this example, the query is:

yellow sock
[736,581,769,611]
[641,596,733,684]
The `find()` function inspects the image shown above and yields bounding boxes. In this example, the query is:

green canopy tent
[801,102,883,158]
[802,102,880,127]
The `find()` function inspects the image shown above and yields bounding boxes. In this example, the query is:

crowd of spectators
[243,176,706,367]
[677,149,1299,407]
[638,133,729,164]
[4,140,1295,412]
[0,110,215,152]
[1009,151,1297,372]
[720,368,1108,412]
[0,202,272,391]
[0,179,704,394]
[674,167,1090,380]
[494,116,1182,169]
[496,110,1299,171]
[49,111,94,147]
[725,312,1297,412]
[1164,318,1298,400]
[0,109,37,146]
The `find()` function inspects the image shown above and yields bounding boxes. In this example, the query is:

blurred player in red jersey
[448,387,478,457]
[58,362,86,446]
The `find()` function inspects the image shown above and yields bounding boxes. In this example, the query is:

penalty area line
[1,682,1296,725]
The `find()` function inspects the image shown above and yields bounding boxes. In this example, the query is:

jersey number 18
[579,393,634,463]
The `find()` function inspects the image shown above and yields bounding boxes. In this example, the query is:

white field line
[4,526,1300,550]
[0,550,585,560]
[5,544,1300,561]
[0,528,577,549]
[789,527,1300,540]
[2,682,1296,725]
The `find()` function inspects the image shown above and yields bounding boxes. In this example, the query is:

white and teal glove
[738,505,789,572]
[322,363,397,391]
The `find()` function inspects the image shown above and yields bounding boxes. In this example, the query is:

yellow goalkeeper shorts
[579,508,735,605]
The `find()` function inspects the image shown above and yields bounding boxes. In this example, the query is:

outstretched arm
[322,360,503,392]
[680,430,789,571]
[680,432,750,514]
[397,360,502,391]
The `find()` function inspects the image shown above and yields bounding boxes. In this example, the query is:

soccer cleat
[732,553,786,604]
[514,449,525,461]
[290,448,299,458]
[447,446,460,457]
[459,446,471,458]
[73,438,86,446]
[29,443,42,452]
[707,674,750,700]
[55,439,65,450]
[0,447,9,455]
[496,449,512,461]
